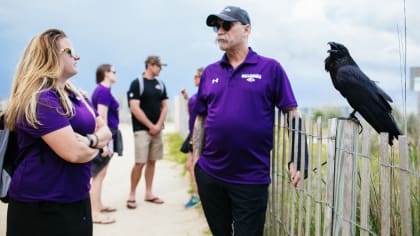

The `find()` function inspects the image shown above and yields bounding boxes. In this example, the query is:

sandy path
[0,123,209,236]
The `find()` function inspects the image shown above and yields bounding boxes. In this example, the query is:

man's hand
[289,162,302,188]
[148,124,162,136]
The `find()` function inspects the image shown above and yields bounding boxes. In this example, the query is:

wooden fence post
[268,110,281,236]
[333,119,358,236]
[281,113,290,235]
[360,128,372,236]
[290,114,298,236]
[280,111,288,235]
[315,117,323,236]
[305,118,314,236]
[398,135,412,236]
[380,132,390,236]
[297,114,306,236]
[323,118,337,236]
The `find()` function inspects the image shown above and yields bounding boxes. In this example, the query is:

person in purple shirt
[4,29,111,236]
[180,67,203,208]
[192,6,304,236]
[90,64,121,224]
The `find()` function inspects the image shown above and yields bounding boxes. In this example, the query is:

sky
[1,0,419,114]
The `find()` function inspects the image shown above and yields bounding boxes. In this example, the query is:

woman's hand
[93,116,112,148]
[101,145,112,158]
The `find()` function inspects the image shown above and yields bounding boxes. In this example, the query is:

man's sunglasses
[213,21,235,32]
[60,48,77,58]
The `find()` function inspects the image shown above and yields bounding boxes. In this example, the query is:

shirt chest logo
[211,78,219,84]
[241,73,262,83]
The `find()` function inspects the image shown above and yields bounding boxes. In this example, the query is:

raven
[325,42,402,145]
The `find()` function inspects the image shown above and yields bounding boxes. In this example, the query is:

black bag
[180,134,192,154]
[0,122,18,203]
[0,114,20,203]
[110,128,123,156]
[0,114,40,203]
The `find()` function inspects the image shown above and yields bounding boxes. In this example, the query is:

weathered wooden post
[323,118,337,235]
[332,119,359,236]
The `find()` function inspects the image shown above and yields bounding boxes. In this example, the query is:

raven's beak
[327,41,336,47]
[327,42,338,53]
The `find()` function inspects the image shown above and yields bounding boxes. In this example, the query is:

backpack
[127,77,165,106]
[0,114,37,203]
[0,114,18,203]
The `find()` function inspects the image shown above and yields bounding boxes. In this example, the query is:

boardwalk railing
[265,111,419,236]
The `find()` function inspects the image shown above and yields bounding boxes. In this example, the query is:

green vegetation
[163,132,192,190]
[164,132,188,165]
[268,106,420,235]
[163,132,212,235]
[312,106,344,128]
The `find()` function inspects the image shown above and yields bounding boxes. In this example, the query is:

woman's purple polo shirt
[9,89,97,203]
[188,94,198,134]
[195,48,297,185]
[91,83,120,129]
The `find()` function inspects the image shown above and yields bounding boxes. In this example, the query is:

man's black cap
[206,6,251,26]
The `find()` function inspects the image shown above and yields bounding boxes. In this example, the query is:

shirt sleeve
[127,79,141,101]
[95,89,111,107]
[21,90,70,137]
[160,81,169,100]
[273,62,298,110]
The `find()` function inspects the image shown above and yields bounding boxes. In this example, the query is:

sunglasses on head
[213,21,236,32]
[60,48,76,58]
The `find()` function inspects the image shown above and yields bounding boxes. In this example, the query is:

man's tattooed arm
[192,115,206,158]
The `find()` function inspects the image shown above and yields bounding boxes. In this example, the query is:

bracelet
[92,133,99,148]
[87,134,94,147]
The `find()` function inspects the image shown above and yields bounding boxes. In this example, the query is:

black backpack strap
[138,77,144,96]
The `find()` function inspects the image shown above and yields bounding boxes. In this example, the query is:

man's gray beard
[215,35,229,50]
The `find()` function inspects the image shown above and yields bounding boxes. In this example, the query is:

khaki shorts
[133,131,163,163]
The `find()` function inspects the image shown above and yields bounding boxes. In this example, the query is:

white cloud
[0,0,419,113]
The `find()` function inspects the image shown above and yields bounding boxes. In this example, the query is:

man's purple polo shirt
[9,89,97,203]
[195,48,297,184]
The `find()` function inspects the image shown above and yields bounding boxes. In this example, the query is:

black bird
[324,42,402,145]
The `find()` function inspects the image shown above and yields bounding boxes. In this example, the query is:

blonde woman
[4,29,111,236]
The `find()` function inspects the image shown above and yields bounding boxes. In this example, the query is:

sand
[0,123,209,236]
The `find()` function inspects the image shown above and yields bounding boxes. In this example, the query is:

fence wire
[265,112,419,236]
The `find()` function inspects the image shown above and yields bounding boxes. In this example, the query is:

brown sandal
[144,197,164,204]
[100,206,117,213]
[126,200,137,209]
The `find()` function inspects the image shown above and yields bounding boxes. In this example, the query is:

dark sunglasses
[60,48,77,58]
[213,21,235,32]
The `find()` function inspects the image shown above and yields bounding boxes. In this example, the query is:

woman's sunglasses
[60,48,77,58]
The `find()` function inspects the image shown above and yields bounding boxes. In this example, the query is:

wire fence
[265,111,419,236]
